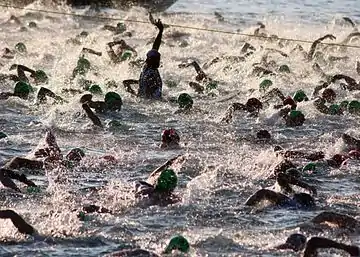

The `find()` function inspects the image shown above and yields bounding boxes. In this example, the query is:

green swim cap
[329,104,340,115]
[178,93,193,109]
[206,81,218,91]
[348,100,360,114]
[88,85,102,94]
[77,211,89,221]
[15,42,27,54]
[34,70,48,84]
[105,92,122,110]
[289,110,303,119]
[155,169,178,192]
[0,132,7,139]
[164,235,190,254]
[259,79,273,92]
[120,51,132,61]
[293,90,309,102]
[108,120,122,127]
[27,186,41,193]
[302,163,316,172]
[14,81,33,97]
[278,64,290,73]
[76,57,91,75]
[116,22,127,33]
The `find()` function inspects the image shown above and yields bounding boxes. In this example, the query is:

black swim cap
[293,193,315,208]
[256,130,271,139]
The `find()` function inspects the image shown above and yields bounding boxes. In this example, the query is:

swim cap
[279,234,307,252]
[293,193,316,208]
[105,92,122,110]
[121,51,132,61]
[116,22,126,33]
[259,79,273,92]
[27,186,41,194]
[146,49,161,59]
[0,132,7,139]
[88,85,102,94]
[162,128,180,144]
[293,90,309,102]
[80,94,93,104]
[28,21,37,28]
[77,211,88,221]
[348,100,360,114]
[178,93,193,109]
[77,57,91,74]
[289,110,303,119]
[302,163,316,172]
[278,64,290,73]
[34,70,48,84]
[284,168,301,178]
[66,148,85,162]
[14,81,33,98]
[14,42,27,54]
[329,104,340,115]
[164,235,190,254]
[155,169,178,192]
[206,81,218,91]
[108,120,122,127]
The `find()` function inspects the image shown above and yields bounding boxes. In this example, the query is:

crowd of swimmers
[1,10,360,256]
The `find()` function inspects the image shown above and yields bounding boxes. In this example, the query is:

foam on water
[0,0,360,256]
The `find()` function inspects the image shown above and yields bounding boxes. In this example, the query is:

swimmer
[221,98,263,123]
[342,133,360,151]
[330,74,360,91]
[275,172,317,196]
[245,189,316,209]
[10,64,48,84]
[307,34,336,61]
[160,128,180,149]
[106,40,137,64]
[80,92,122,113]
[135,155,184,207]
[106,235,189,257]
[123,14,164,99]
[102,22,127,35]
[276,234,360,256]
[0,81,33,100]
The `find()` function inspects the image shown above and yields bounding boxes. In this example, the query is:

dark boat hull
[0,0,178,12]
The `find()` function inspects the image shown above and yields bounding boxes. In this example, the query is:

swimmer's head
[0,132,7,139]
[66,148,85,162]
[161,128,180,147]
[246,98,263,114]
[76,57,91,75]
[329,154,347,167]
[178,93,193,109]
[88,85,102,94]
[293,90,309,103]
[322,88,336,103]
[348,100,360,115]
[28,21,37,28]
[14,42,27,54]
[33,70,48,84]
[259,79,273,92]
[349,150,360,159]
[283,96,297,110]
[105,92,122,111]
[277,233,307,252]
[278,64,290,73]
[146,49,161,68]
[13,81,33,99]
[164,235,190,254]
[286,110,305,127]
[302,163,316,172]
[284,168,301,178]
[121,51,132,61]
[329,104,341,115]
[293,193,316,208]
[256,130,271,140]
[155,169,178,192]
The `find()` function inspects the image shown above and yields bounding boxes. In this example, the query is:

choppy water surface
[0,0,360,256]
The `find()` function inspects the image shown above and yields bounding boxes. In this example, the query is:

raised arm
[303,237,360,257]
[245,189,288,206]
[311,212,359,228]
[82,104,103,127]
[0,210,35,236]
[307,34,336,61]
[277,172,317,195]
[148,155,183,183]
[149,14,164,51]
[331,74,359,90]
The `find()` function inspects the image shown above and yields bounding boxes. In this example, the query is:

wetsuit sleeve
[245,189,289,206]
[311,212,358,228]
[152,22,164,51]
[0,210,35,235]
[82,104,103,127]
[304,237,360,257]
